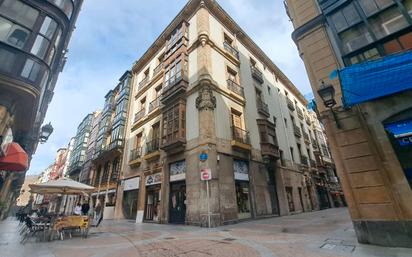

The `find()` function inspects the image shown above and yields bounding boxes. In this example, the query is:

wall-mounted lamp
[317,81,341,129]
[39,122,54,143]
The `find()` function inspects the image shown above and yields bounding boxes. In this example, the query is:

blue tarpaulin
[340,50,412,107]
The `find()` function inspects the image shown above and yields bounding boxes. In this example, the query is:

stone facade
[285,0,412,248]
[114,0,341,227]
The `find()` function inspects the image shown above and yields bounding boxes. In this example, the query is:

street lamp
[317,81,341,129]
[39,122,53,143]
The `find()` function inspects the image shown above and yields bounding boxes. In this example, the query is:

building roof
[131,0,308,105]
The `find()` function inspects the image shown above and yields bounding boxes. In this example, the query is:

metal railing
[149,96,161,113]
[153,63,163,76]
[108,139,123,150]
[227,79,244,97]
[286,98,295,110]
[134,108,145,123]
[257,100,269,115]
[297,108,304,120]
[300,155,309,166]
[251,65,264,83]
[146,138,160,154]
[232,126,250,145]
[130,147,142,161]
[303,131,310,143]
[223,41,239,59]
[138,76,150,91]
[293,124,302,137]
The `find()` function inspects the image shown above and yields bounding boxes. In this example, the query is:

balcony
[149,96,161,113]
[153,63,163,77]
[257,100,270,117]
[161,71,188,103]
[223,41,239,60]
[305,116,311,125]
[129,147,142,166]
[108,139,124,151]
[297,108,304,120]
[145,138,160,160]
[286,98,295,111]
[251,66,264,84]
[312,137,318,148]
[138,76,150,92]
[261,142,280,159]
[134,108,145,123]
[300,155,309,167]
[293,124,302,138]
[303,131,310,144]
[231,126,251,151]
[310,159,316,168]
[227,79,244,97]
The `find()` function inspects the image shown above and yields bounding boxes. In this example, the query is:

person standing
[81,202,90,215]
[73,203,82,215]
[94,202,103,227]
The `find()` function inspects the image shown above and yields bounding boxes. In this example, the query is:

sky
[27,0,312,175]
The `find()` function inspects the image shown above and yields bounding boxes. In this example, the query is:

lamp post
[317,81,341,129]
[39,123,54,143]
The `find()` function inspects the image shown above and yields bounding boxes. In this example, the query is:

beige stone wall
[286,0,320,29]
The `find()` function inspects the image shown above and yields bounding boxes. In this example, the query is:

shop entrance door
[144,186,160,221]
[122,190,138,220]
[169,181,186,224]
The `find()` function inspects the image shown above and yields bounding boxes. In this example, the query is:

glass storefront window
[21,58,42,82]
[236,181,251,219]
[368,7,409,39]
[31,35,50,60]
[0,17,30,49]
[0,0,39,29]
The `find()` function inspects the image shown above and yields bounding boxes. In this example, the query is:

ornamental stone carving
[196,85,216,111]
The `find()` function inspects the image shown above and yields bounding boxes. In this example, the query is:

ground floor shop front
[113,149,341,226]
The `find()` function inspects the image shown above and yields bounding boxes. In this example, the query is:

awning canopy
[0,143,28,172]
[29,177,95,195]
[340,50,412,107]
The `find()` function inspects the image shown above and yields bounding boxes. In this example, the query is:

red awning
[0,143,28,171]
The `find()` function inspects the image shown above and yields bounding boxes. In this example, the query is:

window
[227,67,238,82]
[231,109,243,129]
[164,55,186,88]
[368,6,409,39]
[250,57,257,67]
[47,0,74,18]
[0,17,30,49]
[0,0,39,29]
[340,23,373,53]
[162,101,185,145]
[284,118,288,127]
[40,17,58,39]
[359,0,394,17]
[224,33,233,45]
[290,147,295,162]
[31,35,49,60]
[280,150,286,166]
[348,47,380,64]
[21,58,42,82]
[135,133,142,148]
[0,48,16,73]
[267,86,271,95]
[330,3,361,32]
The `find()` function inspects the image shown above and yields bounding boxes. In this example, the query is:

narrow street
[1,208,410,257]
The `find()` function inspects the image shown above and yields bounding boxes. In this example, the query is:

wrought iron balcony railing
[149,96,161,113]
[251,65,264,84]
[232,126,250,145]
[293,124,302,138]
[223,41,239,59]
[153,63,163,76]
[227,79,244,97]
[257,100,269,116]
[146,138,160,154]
[287,98,295,111]
[130,147,142,161]
[134,108,145,123]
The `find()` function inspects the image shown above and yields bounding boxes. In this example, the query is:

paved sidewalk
[1,208,411,257]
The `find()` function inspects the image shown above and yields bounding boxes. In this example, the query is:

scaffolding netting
[340,50,412,107]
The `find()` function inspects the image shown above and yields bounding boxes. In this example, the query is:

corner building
[285,0,412,247]
[117,0,340,226]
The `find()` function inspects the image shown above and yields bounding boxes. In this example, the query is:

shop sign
[234,160,249,181]
[200,168,211,181]
[123,177,140,191]
[170,160,186,182]
[146,173,162,186]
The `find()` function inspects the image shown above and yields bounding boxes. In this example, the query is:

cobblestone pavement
[1,208,411,257]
